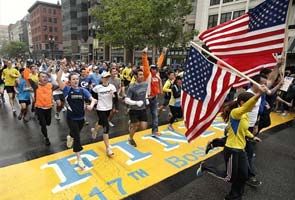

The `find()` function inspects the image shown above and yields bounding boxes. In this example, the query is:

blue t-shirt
[89,73,101,86]
[79,76,91,91]
[16,78,31,101]
[63,86,91,120]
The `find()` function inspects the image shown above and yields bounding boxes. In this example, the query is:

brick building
[28,1,63,59]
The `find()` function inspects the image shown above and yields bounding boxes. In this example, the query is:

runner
[57,60,97,169]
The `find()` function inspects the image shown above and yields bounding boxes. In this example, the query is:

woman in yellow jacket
[197,85,267,200]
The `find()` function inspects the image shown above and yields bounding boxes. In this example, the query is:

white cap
[101,71,111,78]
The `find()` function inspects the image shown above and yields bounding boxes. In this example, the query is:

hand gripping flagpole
[190,41,262,88]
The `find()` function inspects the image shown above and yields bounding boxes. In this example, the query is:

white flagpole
[190,41,261,88]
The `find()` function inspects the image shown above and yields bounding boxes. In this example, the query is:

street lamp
[49,36,55,59]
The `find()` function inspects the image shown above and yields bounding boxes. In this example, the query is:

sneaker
[196,162,204,177]
[55,112,60,120]
[107,148,114,157]
[168,124,174,131]
[66,135,73,148]
[17,113,22,120]
[108,121,115,127]
[91,128,98,139]
[77,159,86,169]
[128,138,137,147]
[85,120,89,125]
[205,141,213,154]
[44,137,51,146]
[246,176,262,187]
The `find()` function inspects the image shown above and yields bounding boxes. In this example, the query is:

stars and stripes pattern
[198,0,289,88]
[199,0,288,58]
[182,46,238,142]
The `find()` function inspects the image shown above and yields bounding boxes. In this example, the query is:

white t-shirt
[93,83,116,111]
[247,88,261,127]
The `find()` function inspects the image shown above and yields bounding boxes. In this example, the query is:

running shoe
[66,135,73,148]
[107,148,114,157]
[77,159,86,169]
[196,162,204,177]
[55,112,61,120]
[44,137,51,146]
[91,128,98,139]
[108,121,115,127]
[128,138,137,147]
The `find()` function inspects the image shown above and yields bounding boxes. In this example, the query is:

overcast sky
[0,0,58,25]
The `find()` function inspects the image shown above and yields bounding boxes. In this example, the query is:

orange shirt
[35,83,53,108]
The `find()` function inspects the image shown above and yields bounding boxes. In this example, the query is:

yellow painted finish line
[0,113,293,200]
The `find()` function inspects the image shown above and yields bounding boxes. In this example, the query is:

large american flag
[199,0,289,88]
[182,46,238,142]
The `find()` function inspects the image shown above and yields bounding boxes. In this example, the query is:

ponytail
[221,101,239,123]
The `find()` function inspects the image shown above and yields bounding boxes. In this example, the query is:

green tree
[0,41,27,58]
[91,0,192,63]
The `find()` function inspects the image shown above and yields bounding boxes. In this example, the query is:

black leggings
[96,110,111,134]
[36,108,52,138]
[67,118,85,152]
[169,106,182,124]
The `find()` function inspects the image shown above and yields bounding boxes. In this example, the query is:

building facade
[28,1,63,59]
[0,25,9,51]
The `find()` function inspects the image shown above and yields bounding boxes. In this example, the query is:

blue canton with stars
[249,0,288,31]
[182,46,213,102]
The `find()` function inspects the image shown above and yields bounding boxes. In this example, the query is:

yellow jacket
[225,96,257,150]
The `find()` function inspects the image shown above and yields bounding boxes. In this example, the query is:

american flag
[182,46,238,142]
[199,0,289,88]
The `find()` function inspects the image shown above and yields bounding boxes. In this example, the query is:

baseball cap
[101,71,111,78]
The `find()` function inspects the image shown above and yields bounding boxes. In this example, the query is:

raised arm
[56,59,67,90]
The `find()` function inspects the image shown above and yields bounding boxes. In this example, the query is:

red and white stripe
[182,65,238,142]
[199,14,285,58]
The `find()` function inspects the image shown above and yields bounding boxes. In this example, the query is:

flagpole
[190,41,261,88]
[280,0,293,77]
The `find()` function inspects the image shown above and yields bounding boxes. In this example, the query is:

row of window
[43,26,58,33]
[33,43,58,50]
[210,0,240,6]
[208,10,245,29]
[32,35,58,42]
[31,6,59,18]
[43,17,58,23]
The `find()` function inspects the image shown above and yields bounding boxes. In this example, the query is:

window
[44,35,48,40]
[48,18,52,23]
[43,26,47,31]
[223,0,233,3]
[208,14,218,28]
[49,26,53,32]
[43,17,47,22]
[233,10,245,19]
[48,9,52,14]
[53,18,57,23]
[53,9,56,15]
[210,0,220,6]
[43,8,46,13]
[45,44,49,49]
[220,12,232,24]
[54,27,57,32]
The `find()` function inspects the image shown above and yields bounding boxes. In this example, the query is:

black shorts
[129,109,147,123]
[5,86,15,93]
[123,79,130,87]
[53,94,65,102]
[19,100,31,105]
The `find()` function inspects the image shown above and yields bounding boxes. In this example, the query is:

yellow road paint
[0,112,293,200]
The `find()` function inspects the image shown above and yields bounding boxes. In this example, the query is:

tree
[91,0,192,63]
[0,41,27,58]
